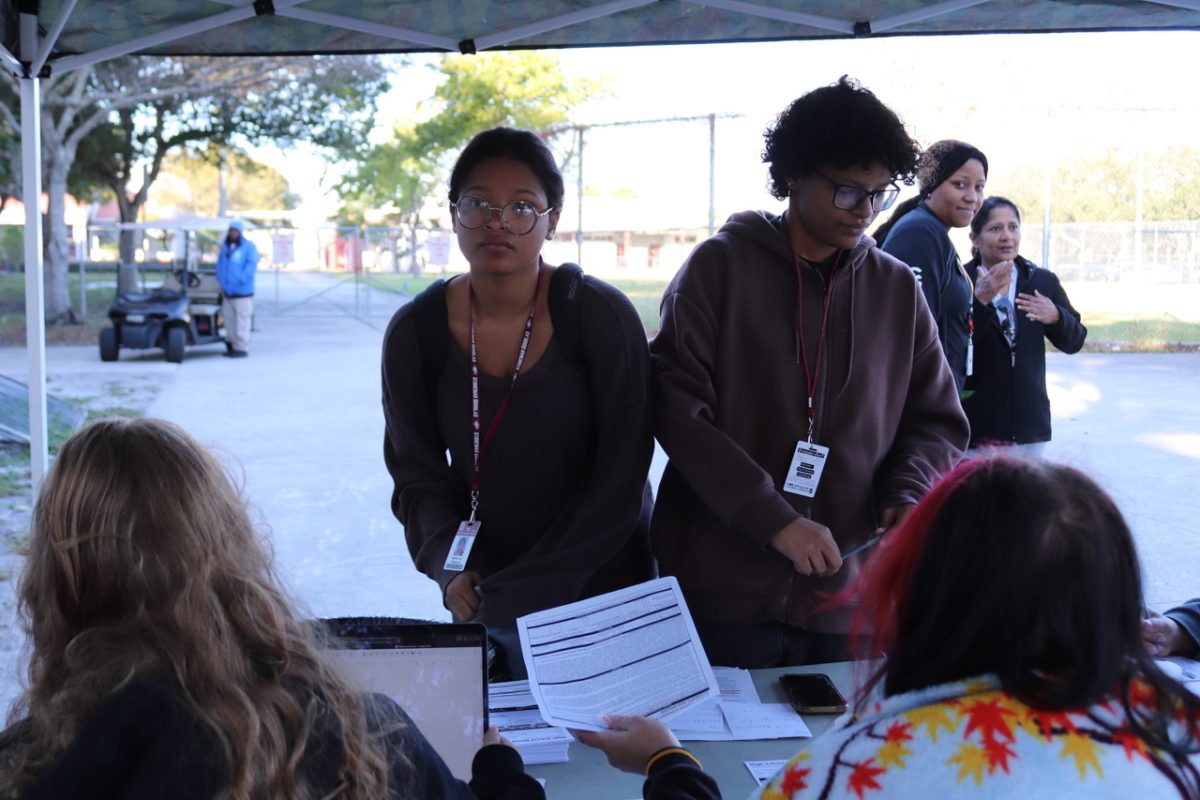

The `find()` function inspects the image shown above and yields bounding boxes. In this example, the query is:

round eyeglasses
[812,171,900,213]
[453,196,553,236]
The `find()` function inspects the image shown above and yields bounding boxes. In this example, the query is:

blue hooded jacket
[215,220,259,297]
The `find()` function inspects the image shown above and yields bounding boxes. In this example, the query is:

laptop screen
[322,619,488,781]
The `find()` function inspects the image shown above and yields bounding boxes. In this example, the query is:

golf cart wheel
[164,326,186,363]
[99,327,119,362]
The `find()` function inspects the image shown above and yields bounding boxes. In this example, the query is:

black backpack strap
[549,263,586,371]
[412,279,449,396]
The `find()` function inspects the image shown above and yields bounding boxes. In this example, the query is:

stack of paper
[669,666,813,741]
[489,680,574,764]
[516,577,720,731]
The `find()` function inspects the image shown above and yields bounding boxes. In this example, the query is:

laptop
[321,618,489,780]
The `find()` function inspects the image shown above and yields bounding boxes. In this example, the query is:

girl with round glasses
[381,127,655,678]
[875,140,990,396]
[649,76,967,672]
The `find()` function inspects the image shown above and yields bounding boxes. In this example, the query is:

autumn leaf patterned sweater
[756,675,1200,800]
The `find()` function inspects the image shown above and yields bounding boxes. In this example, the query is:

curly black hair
[762,76,920,201]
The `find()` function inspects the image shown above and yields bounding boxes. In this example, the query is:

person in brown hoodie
[651,77,970,668]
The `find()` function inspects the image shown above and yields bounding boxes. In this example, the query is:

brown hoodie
[651,210,968,634]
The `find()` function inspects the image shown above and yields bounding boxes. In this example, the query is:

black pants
[695,618,852,668]
[487,627,528,681]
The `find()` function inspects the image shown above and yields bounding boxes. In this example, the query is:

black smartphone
[779,672,848,714]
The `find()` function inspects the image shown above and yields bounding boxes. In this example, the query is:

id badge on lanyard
[444,266,543,573]
[444,520,481,573]
[782,253,838,499]
[784,440,829,497]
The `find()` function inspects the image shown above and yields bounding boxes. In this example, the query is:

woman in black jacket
[875,139,989,396]
[963,197,1087,450]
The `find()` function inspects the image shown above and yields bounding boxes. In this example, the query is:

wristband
[644,746,702,775]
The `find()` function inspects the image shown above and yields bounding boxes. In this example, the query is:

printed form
[517,577,719,731]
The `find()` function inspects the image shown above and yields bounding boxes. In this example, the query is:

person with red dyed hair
[581,457,1200,799]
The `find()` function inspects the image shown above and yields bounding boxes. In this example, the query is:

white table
[527,661,857,799]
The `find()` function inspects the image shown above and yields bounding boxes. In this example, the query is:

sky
[251,29,1200,229]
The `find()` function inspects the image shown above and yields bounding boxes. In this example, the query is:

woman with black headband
[875,140,998,396]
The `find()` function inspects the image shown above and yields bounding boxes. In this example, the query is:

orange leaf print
[1112,726,1149,762]
[982,736,1017,774]
[1028,708,1078,740]
[846,759,886,798]
[1126,678,1158,710]
[884,721,914,744]
[961,697,1017,744]
[779,764,811,795]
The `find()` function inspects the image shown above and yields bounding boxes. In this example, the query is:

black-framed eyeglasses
[453,195,553,236]
[812,171,900,212]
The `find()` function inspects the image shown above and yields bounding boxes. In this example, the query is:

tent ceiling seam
[677,0,852,34]
[30,0,77,77]
[473,0,659,50]
[872,0,995,34]
[1143,0,1200,11]
[276,7,459,51]
[50,0,309,73]
[0,42,19,74]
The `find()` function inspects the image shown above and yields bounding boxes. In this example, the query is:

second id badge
[443,520,481,572]
[783,440,830,498]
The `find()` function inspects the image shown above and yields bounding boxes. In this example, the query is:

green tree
[152,148,297,217]
[0,55,387,321]
[338,52,602,273]
[990,145,1200,226]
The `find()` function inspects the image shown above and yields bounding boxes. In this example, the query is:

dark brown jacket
[382,269,654,630]
[651,210,968,633]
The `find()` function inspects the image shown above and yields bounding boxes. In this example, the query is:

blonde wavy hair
[2,418,398,798]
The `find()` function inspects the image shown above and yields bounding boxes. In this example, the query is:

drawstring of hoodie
[841,265,856,399]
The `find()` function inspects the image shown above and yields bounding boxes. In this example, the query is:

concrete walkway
[0,271,1197,700]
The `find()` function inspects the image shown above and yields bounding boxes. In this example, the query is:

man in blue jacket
[216,220,259,357]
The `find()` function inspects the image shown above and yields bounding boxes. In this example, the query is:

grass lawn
[369,272,670,333]
[2,268,1197,348]
[368,271,1200,346]
[1082,313,1200,349]
[0,269,171,347]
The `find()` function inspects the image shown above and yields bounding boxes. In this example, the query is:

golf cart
[99,266,225,363]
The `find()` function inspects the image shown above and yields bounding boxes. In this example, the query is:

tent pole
[21,73,49,486]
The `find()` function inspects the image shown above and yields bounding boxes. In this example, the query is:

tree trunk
[117,229,139,293]
[409,222,420,275]
[218,148,228,216]
[43,152,74,323]
[115,191,140,294]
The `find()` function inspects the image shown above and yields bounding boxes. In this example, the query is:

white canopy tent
[4,0,1200,482]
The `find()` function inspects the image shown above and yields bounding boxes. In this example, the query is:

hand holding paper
[575,715,681,775]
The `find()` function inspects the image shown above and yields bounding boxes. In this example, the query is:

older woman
[875,140,989,395]
[964,196,1087,451]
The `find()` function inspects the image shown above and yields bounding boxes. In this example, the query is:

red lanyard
[794,251,843,443]
[467,264,543,521]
